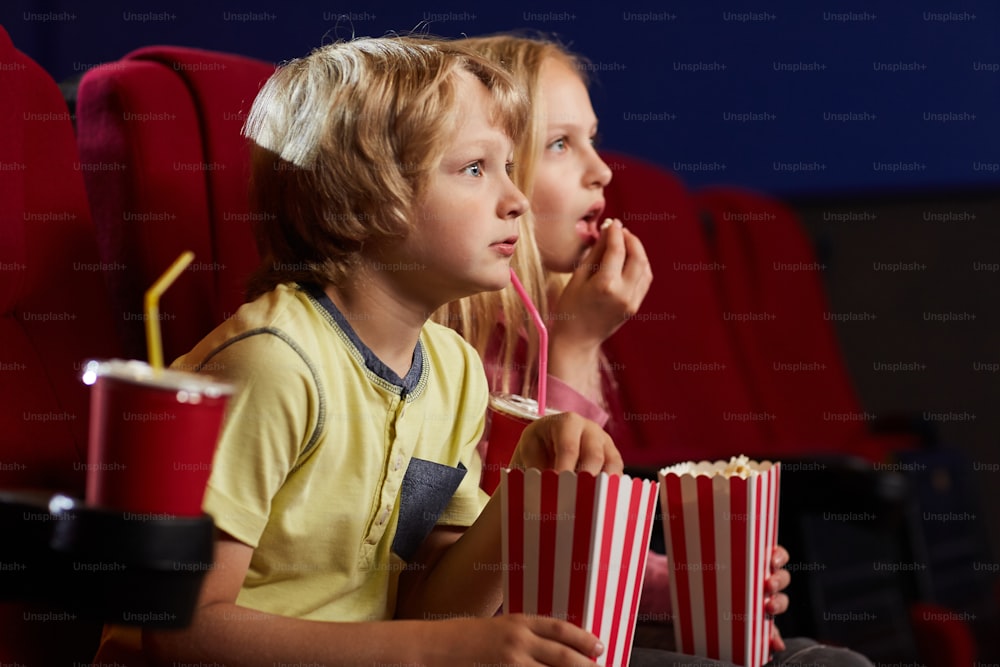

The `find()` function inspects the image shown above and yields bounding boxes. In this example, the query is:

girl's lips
[577,200,606,244]
[575,219,600,244]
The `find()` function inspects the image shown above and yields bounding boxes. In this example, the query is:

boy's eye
[463,162,482,177]
[548,137,568,152]
[590,132,603,148]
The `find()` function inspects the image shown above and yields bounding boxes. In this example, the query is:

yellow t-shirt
[94,283,489,661]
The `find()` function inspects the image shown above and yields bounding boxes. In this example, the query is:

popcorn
[658,458,781,667]
[600,217,615,231]
[661,455,761,479]
[723,454,753,479]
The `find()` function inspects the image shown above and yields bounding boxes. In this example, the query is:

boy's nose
[501,184,530,220]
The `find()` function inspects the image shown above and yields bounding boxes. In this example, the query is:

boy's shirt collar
[301,282,423,394]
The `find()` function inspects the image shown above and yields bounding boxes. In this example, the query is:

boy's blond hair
[431,33,588,397]
[243,36,528,300]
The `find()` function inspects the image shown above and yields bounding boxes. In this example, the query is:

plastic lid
[488,392,560,420]
[81,359,234,398]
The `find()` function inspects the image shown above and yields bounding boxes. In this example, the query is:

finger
[579,430,622,476]
[771,545,790,569]
[561,249,604,307]
[770,625,786,652]
[529,616,604,660]
[511,419,551,471]
[772,568,791,593]
[574,425,611,476]
[531,641,601,667]
[594,219,626,278]
[574,224,611,277]
[768,565,790,593]
[620,227,651,280]
[766,592,789,615]
[620,228,653,308]
[544,414,583,473]
[598,431,623,475]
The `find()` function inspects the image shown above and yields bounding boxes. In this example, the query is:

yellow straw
[144,250,195,370]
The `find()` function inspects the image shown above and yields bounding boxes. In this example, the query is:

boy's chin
[470,270,513,296]
[479,274,513,294]
[436,272,510,306]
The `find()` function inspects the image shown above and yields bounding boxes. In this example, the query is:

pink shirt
[480,325,672,620]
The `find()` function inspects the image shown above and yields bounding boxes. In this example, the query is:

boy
[94,36,621,666]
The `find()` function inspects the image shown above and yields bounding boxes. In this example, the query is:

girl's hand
[550,218,653,350]
[767,544,791,651]
[510,411,623,476]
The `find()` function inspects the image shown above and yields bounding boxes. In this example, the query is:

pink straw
[509,268,548,415]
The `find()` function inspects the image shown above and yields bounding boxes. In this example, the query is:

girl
[436,33,875,667]
[433,34,649,439]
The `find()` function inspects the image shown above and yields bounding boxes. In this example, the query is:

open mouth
[581,202,604,226]
[577,201,606,243]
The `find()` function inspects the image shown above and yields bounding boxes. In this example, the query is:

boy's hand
[510,411,623,475]
[766,544,791,651]
[422,614,603,666]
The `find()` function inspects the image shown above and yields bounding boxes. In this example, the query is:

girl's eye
[548,137,568,152]
[463,162,482,177]
[505,162,515,176]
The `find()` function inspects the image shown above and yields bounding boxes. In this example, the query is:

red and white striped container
[501,469,659,666]
[658,459,781,667]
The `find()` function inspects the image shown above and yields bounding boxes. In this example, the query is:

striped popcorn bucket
[501,469,659,666]
[658,459,781,667]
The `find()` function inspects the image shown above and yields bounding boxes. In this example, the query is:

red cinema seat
[601,155,977,665]
[76,46,275,364]
[0,23,120,664]
[693,185,913,462]
[599,151,772,467]
[0,26,121,499]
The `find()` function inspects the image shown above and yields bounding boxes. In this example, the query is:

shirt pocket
[391,458,467,562]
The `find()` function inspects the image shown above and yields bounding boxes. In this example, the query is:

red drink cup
[482,392,559,495]
[81,359,234,516]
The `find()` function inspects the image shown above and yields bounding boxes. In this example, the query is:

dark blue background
[5,0,999,198]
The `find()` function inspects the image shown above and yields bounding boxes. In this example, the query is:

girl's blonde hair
[431,33,587,397]
[243,36,528,300]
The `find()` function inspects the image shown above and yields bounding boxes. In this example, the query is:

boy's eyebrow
[458,134,514,153]
[546,116,600,133]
